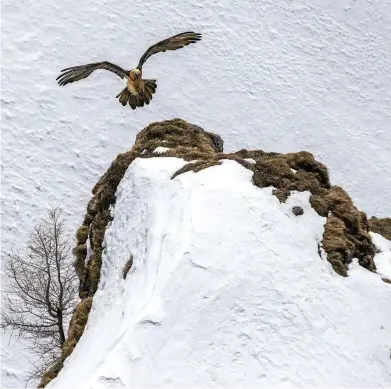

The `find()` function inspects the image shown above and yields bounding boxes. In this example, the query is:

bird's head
[130,69,142,81]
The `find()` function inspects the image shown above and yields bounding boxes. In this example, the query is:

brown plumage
[56,31,202,110]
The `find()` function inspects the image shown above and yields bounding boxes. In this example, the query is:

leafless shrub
[1,206,78,382]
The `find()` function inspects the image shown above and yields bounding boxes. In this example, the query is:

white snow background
[1,0,391,387]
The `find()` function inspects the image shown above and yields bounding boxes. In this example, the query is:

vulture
[56,31,202,109]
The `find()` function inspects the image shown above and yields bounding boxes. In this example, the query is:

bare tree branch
[1,206,78,380]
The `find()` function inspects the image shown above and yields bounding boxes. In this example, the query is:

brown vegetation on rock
[171,160,222,179]
[76,225,89,245]
[134,118,223,155]
[73,243,88,282]
[311,187,375,275]
[38,361,63,388]
[235,149,375,277]
[38,297,92,387]
[251,151,330,202]
[369,217,391,241]
[61,297,93,360]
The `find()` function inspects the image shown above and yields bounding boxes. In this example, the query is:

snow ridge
[48,157,391,388]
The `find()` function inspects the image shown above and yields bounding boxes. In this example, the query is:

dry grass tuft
[73,244,87,282]
[286,151,330,188]
[172,160,222,179]
[73,244,87,260]
[250,151,330,201]
[369,217,391,241]
[322,215,352,276]
[309,187,376,276]
[76,225,89,245]
[272,189,290,203]
[61,297,93,360]
[253,155,295,189]
[134,118,223,155]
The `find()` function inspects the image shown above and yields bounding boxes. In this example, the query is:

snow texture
[371,232,391,280]
[2,0,391,386]
[0,339,35,389]
[153,147,170,154]
[46,157,391,388]
[244,158,256,164]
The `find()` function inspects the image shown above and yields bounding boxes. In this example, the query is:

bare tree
[1,206,78,381]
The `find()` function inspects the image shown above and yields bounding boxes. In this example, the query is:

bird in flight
[56,31,202,110]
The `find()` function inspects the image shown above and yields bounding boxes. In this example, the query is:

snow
[2,0,391,385]
[153,147,170,154]
[244,158,256,164]
[371,232,391,279]
[372,232,391,253]
[46,157,391,388]
[0,335,35,389]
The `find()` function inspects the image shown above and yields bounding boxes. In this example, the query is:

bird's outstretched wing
[137,31,202,70]
[56,61,129,86]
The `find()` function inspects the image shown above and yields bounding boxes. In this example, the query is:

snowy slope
[47,157,391,388]
[2,0,391,386]
[372,232,391,281]
[0,335,36,389]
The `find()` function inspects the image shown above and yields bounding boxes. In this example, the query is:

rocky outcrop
[39,119,223,387]
[39,118,386,386]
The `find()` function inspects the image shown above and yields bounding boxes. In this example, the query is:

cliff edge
[40,119,391,388]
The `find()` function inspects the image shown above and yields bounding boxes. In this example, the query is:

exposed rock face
[39,118,385,386]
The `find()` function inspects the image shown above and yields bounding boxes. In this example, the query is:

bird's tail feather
[116,87,140,110]
[116,80,157,110]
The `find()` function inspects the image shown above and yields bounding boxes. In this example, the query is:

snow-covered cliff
[2,1,391,386]
[41,120,391,388]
